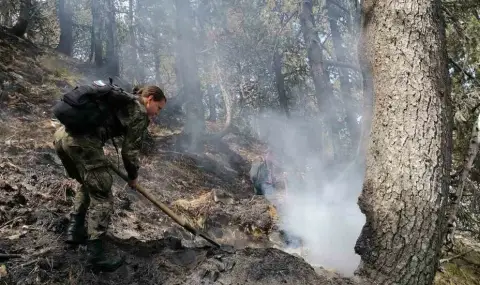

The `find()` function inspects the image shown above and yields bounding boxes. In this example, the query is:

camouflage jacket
[97,97,149,180]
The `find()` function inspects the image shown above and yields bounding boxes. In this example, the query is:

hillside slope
[0,28,356,285]
[0,28,478,285]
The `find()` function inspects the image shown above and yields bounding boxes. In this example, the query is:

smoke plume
[251,112,365,276]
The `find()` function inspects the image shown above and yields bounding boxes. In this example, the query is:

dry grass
[172,191,214,211]
[38,55,80,87]
[434,235,480,285]
[171,191,215,229]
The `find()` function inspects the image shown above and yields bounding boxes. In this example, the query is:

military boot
[87,239,124,272]
[65,212,87,244]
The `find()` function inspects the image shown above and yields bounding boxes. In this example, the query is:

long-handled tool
[109,164,222,249]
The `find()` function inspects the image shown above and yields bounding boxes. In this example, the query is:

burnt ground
[0,28,356,285]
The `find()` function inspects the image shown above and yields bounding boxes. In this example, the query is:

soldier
[249,149,280,196]
[53,84,166,272]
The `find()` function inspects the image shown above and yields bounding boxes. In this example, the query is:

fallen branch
[448,57,479,85]
[0,216,25,230]
[0,253,22,259]
[446,112,480,246]
[1,246,55,262]
[13,258,40,269]
[440,249,474,264]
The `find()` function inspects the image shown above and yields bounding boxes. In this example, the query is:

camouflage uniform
[54,99,149,240]
[249,151,277,196]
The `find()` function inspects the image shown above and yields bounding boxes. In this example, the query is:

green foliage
[444,1,480,168]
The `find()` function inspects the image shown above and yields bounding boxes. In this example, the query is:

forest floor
[0,28,478,285]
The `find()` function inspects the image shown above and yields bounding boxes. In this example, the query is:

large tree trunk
[354,0,452,284]
[56,0,73,56]
[10,0,32,38]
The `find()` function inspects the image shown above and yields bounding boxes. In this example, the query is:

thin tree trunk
[207,83,216,121]
[154,50,161,85]
[326,0,357,151]
[89,23,94,62]
[273,49,290,117]
[299,0,337,161]
[445,113,480,246]
[175,0,205,149]
[105,0,119,77]
[135,0,147,83]
[128,0,139,83]
[354,0,452,284]
[92,0,103,67]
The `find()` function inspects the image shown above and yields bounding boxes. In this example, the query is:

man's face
[145,96,166,120]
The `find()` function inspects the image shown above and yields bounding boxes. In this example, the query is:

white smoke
[251,112,365,276]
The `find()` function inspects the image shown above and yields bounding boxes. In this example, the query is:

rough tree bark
[56,0,73,56]
[354,0,452,284]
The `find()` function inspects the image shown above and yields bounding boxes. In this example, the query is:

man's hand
[128,178,137,189]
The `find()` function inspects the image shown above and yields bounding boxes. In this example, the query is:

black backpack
[53,78,137,135]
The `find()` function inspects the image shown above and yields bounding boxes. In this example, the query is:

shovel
[109,164,233,252]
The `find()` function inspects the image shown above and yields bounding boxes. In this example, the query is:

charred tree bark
[56,0,73,56]
[354,0,451,284]
[10,0,32,38]
[175,0,205,150]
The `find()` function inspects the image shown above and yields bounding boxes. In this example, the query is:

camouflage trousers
[53,126,113,240]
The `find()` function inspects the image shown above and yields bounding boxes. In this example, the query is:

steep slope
[0,28,354,285]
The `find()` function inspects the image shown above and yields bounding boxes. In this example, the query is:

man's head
[138,85,167,120]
